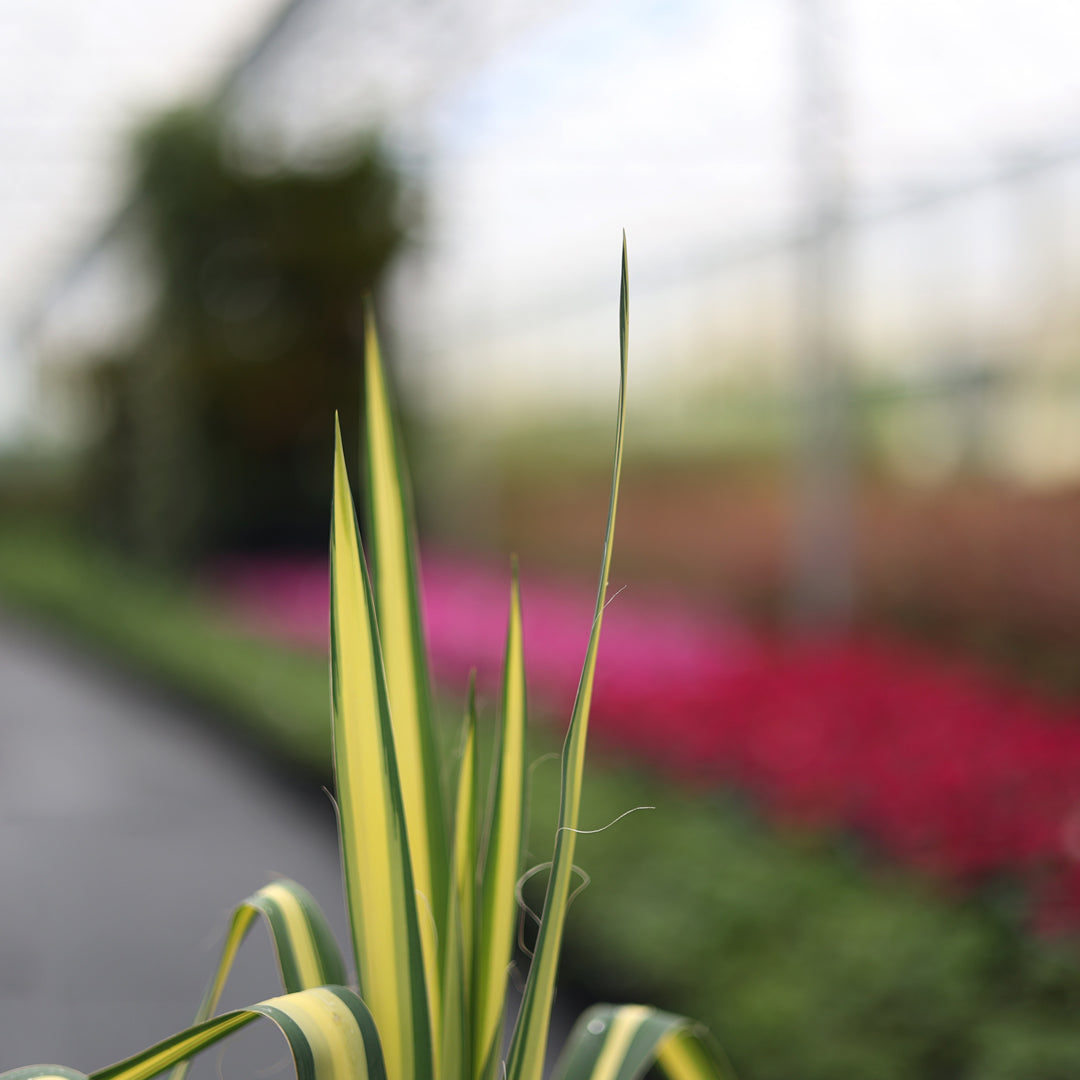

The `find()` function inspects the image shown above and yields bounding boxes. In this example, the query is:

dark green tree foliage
[86,106,411,563]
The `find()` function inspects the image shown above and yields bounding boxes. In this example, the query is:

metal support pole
[790,0,853,629]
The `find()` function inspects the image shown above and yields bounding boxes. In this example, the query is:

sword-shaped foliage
[440,676,480,1080]
[504,236,629,1080]
[3,240,736,1080]
[331,419,433,1080]
[473,561,528,1080]
[362,298,450,1028]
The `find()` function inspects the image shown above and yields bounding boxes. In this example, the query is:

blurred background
[9,1,1080,1078]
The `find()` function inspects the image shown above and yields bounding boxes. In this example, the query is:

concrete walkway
[0,614,347,1078]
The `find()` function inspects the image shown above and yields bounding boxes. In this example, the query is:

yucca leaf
[439,675,481,1080]
[331,421,433,1080]
[362,299,450,951]
[505,236,629,1080]
[654,1028,734,1080]
[1,1068,89,1080]
[168,879,346,1080]
[78,986,383,1080]
[474,562,528,1080]
[452,675,480,1000]
[551,1005,733,1080]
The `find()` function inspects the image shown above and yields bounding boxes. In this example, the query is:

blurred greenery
[4,520,1080,1078]
[78,105,412,565]
[537,764,1080,1080]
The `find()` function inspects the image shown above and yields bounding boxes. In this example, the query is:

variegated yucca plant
[3,241,731,1080]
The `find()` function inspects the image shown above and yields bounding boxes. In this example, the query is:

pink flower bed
[211,553,1080,925]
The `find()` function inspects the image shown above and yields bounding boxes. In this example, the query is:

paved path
[0,614,347,1078]
[0,613,576,1080]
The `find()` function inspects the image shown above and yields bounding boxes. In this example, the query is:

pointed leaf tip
[361,292,449,1061]
[506,240,628,1080]
[474,564,528,1079]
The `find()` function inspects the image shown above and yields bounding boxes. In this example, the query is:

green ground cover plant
[3,245,730,1080]
[540,764,1080,1080]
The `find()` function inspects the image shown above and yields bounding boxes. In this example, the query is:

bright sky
[423,0,1080,326]
[407,0,1080,413]
[4,0,1080,437]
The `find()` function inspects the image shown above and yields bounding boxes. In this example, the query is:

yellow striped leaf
[331,421,433,1080]
[505,236,629,1080]
[362,301,450,981]
[474,562,528,1080]
[551,1005,733,1080]
[439,675,481,1080]
[452,676,480,1003]
[168,879,345,1080]
[85,986,383,1080]
[655,1028,734,1080]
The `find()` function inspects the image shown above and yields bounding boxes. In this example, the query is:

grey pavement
[0,613,348,1078]
[0,613,577,1080]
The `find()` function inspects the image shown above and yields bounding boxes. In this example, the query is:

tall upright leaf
[452,677,480,1005]
[505,236,629,1080]
[474,562,529,1080]
[440,676,481,1080]
[331,422,433,1080]
[362,299,450,991]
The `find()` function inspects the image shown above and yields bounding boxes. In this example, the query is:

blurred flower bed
[214,552,1080,929]
[496,471,1080,696]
